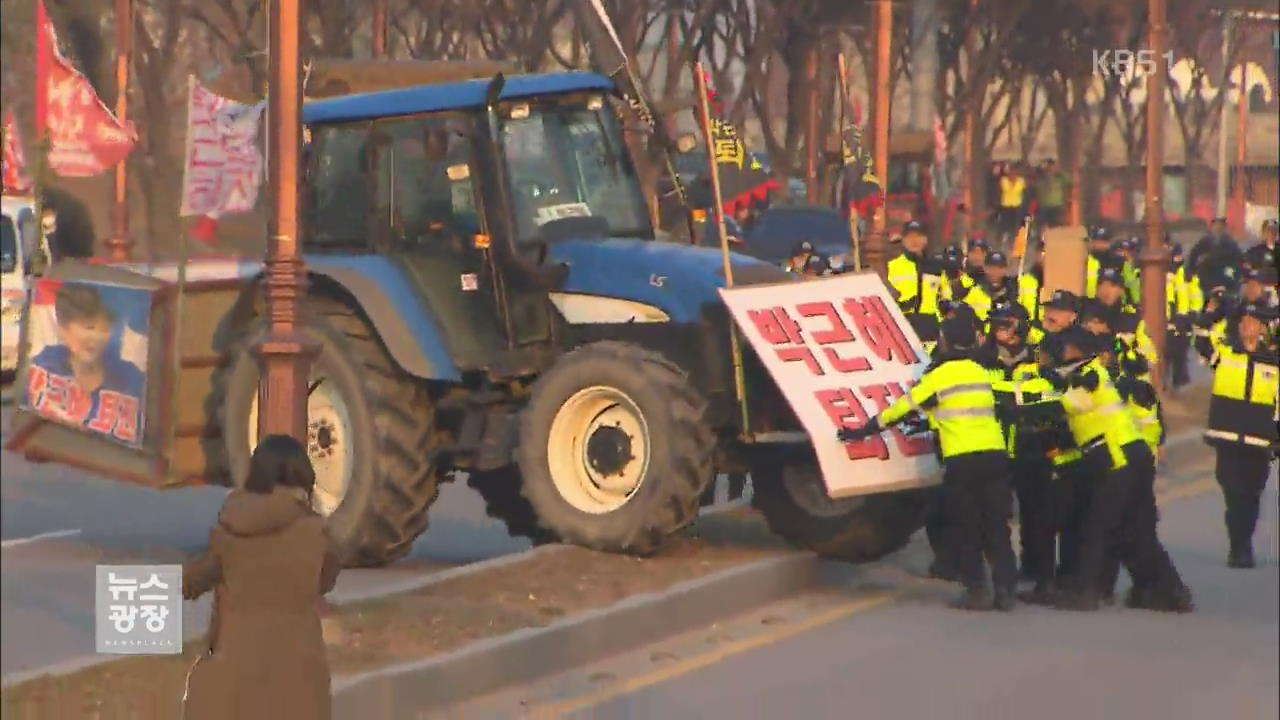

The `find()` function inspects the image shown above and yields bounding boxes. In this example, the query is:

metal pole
[869,0,892,279]
[372,0,388,58]
[961,0,976,236]
[1233,61,1248,232]
[693,61,750,436]
[805,44,821,205]
[1216,11,1232,217]
[1141,0,1169,392]
[837,51,863,269]
[108,0,133,262]
[256,0,318,441]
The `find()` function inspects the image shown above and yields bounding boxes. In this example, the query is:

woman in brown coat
[182,434,341,720]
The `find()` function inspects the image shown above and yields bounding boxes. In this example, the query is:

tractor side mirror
[675,133,698,154]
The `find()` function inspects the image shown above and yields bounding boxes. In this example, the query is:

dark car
[738,205,855,271]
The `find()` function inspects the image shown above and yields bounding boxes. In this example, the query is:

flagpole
[108,0,133,262]
[836,52,863,271]
[693,60,750,436]
[33,0,50,264]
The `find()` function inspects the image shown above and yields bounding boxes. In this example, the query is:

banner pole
[166,222,190,483]
[693,61,750,436]
[836,52,863,271]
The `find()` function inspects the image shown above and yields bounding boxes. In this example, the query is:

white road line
[0,528,82,550]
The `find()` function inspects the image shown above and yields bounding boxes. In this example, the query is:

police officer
[960,251,1018,323]
[1085,226,1123,298]
[1189,216,1245,294]
[1244,218,1277,273]
[888,220,944,350]
[1198,267,1280,346]
[981,303,1045,581]
[1042,327,1193,612]
[840,315,1018,611]
[962,239,989,291]
[938,245,967,303]
[1194,301,1279,568]
[1093,267,1158,367]
[1166,242,1195,390]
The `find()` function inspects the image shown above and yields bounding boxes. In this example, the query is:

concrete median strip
[331,551,820,718]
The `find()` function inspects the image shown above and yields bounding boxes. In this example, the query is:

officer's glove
[1067,369,1100,392]
[1043,367,1069,392]
[1129,379,1157,408]
[837,418,881,442]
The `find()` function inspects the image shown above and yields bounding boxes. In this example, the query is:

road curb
[331,552,820,718]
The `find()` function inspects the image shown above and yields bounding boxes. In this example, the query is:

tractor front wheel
[515,341,715,554]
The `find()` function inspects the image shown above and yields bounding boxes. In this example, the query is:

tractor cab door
[366,113,508,372]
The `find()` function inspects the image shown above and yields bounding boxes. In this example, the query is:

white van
[2,195,51,375]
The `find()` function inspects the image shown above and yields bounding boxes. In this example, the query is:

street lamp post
[869,0,893,279]
[1141,0,1170,392]
[962,0,976,235]
[805,45,821,205]
[108,0,133,262]
[255,0,318,441]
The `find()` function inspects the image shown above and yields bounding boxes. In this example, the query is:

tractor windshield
[500,96,652,243]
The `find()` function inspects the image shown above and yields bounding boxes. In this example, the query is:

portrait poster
[19,278,151,447]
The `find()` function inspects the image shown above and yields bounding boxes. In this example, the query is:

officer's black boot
[1227,548,1256,569]
[993,585,1017,612]
[928,558,960,582]
[1019,582,1057,606]
[949,587,994,611]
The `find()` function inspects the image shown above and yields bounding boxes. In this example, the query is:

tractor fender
[305,255,461,382]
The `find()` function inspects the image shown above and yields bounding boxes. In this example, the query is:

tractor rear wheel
[515,341,715,554]
[751,457,927,563]
[211,296,444,568]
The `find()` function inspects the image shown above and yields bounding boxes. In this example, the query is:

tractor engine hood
[545,237,791,324]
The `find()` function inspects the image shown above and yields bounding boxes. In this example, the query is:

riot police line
[835,216,1278,612]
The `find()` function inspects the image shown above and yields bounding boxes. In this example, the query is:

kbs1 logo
[1093,49,1176,77]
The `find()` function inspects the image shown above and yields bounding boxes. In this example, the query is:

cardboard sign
[1041,225,1088,300]
[720,272,942,498]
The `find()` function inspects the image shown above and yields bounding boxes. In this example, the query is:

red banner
[2,111,32,194]
[38,1,137,178]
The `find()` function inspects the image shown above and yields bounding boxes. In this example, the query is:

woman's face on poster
[59,314,112,368]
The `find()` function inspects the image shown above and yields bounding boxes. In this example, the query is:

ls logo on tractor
[649,274,666,288]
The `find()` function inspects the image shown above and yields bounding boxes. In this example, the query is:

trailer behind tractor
[7,67,926,567]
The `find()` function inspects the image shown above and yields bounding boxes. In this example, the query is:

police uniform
[1194,302,1279,568]
[960,251,1019,323]
[1017,246,1045,330]
[1165,243,1195,389]
[840,316,1018,611]
[888,221,944,350]
[960,239,988,292]
[1243,219,1277,273]
[981,304,1046,581]
[1085,227,1122,299]
[1042,328,1192,612]
[1091,268,1159,367]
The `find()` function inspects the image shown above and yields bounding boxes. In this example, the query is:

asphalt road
[0,404,533,680]
[453,468,1280,720]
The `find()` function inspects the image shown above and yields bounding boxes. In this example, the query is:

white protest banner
[179,76,264,219]
[719,272,942,498]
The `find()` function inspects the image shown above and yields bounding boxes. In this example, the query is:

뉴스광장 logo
[96,564,183,655]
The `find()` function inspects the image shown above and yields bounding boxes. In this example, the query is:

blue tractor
[11,67,926,567]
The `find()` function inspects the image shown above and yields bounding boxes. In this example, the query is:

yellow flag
[1011,221,1029,258]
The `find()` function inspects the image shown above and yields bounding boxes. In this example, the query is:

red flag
[37,1,137,177]
[2,112,32,194]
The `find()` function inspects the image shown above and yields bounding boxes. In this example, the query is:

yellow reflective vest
[887,253,942,318]
[1056,358,1144,470]
[1200,335,1280,450]
[878,358,1006,458]
[1086,254,1101,298]
[1008,361,1079,465]
[1018,272,1043,327]
[1122,261,1141,304]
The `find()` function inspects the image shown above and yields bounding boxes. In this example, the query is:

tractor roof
[303,71,615,125]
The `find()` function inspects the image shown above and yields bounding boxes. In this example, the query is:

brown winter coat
[181,488,340,720]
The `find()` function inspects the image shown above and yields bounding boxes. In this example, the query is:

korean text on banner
[180,77,265,218]
[719,273,941,498]
[19,278,152,448]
